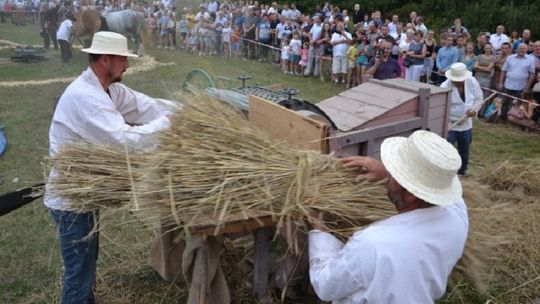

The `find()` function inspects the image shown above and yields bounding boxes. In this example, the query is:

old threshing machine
[172,70,453,303]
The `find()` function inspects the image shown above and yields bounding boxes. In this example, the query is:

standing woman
[399,29,414,78]
[405,30,426,82]
[318,22,333,82]
[461,42,476,72]
[474,42,495,89]
[424,30,436,83]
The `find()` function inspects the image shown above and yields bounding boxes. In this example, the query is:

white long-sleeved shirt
[441,77,483,131]
[44,68,174,210]
[309,199,468,304]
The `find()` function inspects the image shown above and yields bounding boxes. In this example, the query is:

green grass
[1,21,540,304]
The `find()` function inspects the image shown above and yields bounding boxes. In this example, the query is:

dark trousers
[501,89,522,120]
[447,129,472,175]
[59,39,72,63]
[243,31,255,59]
[43,27,58,49]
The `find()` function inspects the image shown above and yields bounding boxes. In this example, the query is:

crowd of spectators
[28,0,540,128]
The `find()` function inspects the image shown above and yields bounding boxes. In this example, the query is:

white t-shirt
[490,33,509,52]
[290,38,302,55]
[56,19,72,41]
[330,31,352,57]
[222,27,232,43]
[309,199,469,304]
[310,23,322,42]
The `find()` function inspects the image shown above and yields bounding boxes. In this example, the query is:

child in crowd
[222,21,232,59]
[483,97,502,122]
[187,26,199,52]
[148,13,158,46]
[356,32,369,85]
[158,12,169,48]
[231,25,241,59]
[346,41,358,88]
[158,11,169,48]
[281,38,291,74]
[198,21,208,55]
[299,41,309,75]
[178,11,189,49]
[507,92,538,129]
[167,10,176,49]
[290,32,302,75]
[206,17,216,55]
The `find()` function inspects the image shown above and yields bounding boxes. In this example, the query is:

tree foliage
[289,0,540,39]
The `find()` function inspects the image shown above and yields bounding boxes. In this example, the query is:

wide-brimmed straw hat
[445,62,472,82]
[81,31,138,58]
[380,130,462,206]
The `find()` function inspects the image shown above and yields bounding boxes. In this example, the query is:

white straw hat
[81,31,138,58]
[380,130,462,206]
[445,62,472,82]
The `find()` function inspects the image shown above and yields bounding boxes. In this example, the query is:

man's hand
[341,156,389,182]
[307,209,326,231]
[466,110,476,117]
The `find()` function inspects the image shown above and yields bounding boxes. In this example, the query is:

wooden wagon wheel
[181,69,216,94]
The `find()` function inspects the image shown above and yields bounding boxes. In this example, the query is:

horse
[73,8,147,56]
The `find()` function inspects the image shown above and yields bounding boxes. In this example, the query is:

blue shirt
[502,54,535,91]
[436,46,459,71]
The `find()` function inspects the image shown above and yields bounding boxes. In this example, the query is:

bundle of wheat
[477,160,540,196]
[48,96,394,234]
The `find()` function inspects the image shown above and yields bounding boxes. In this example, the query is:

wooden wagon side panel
[248,95,329,152]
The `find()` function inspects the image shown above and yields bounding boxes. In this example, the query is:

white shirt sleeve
[309,230,374,301]
[109,83,176,125]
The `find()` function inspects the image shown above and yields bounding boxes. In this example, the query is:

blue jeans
[49,209,99,304]
[447,129,472,175]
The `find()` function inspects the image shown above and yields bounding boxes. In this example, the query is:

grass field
[1,22,540,304]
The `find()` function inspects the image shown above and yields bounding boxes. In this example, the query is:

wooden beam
[252,227,273,303]
[330,117,424,148]
[368,78,424,94]
[417,88,431,130]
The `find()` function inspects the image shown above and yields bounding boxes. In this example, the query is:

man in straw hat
[44,31,176,304]
[308,130,469,303]
[441,61,483,176]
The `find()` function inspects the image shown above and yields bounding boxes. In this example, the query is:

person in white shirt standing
[490,25,509,55]
[45,32,175,304]
[330,22,352,84]
[308,130,469,304]
[57,12,74,64]
[442,62,484,176]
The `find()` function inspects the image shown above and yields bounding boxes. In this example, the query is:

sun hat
[445,62,472,82]
[81,31,138,58]
[380,130,462,206]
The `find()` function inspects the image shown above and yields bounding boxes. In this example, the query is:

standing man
[490,25,509,55]
[44,0,60,49]
[492,42,511,89]
[57,12,75,64]
[366,40,401,80]
[435,33,459,85]
[242,8,257,60]
[473,32,487,56]
[498,42,536,120]
[330,22,352,84]
[45,32,175,304]
[442,62,483,176]
[304,15,322,77]
[351,3,364,27]
[308,130,468,303]
[388,15,399,37]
